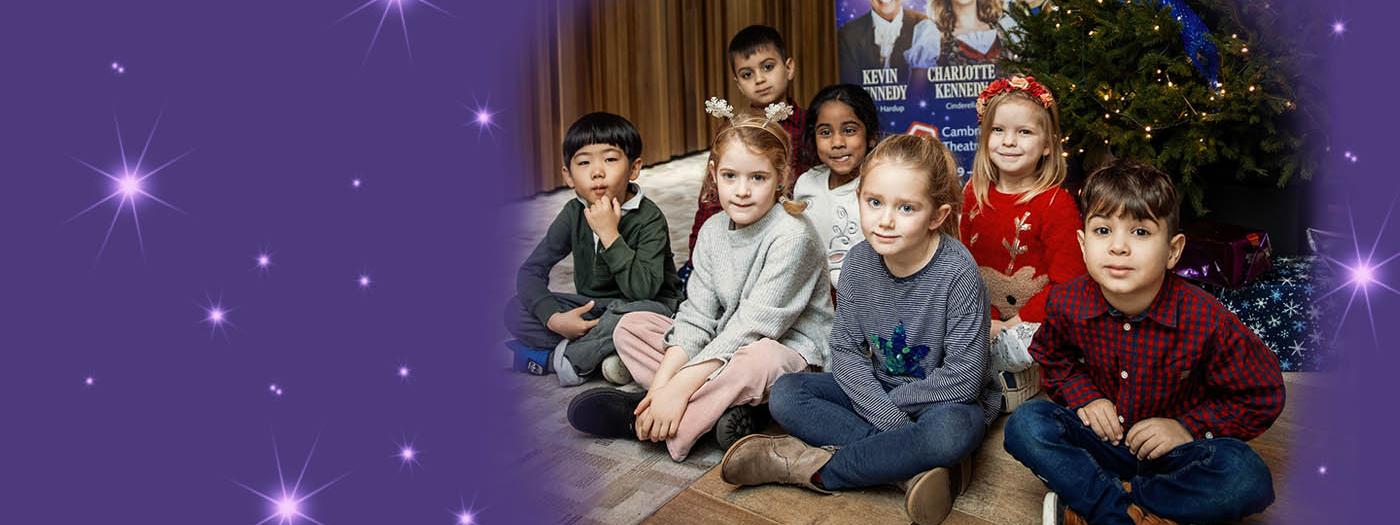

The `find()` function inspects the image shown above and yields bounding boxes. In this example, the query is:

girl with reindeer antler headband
[566,97,833,463]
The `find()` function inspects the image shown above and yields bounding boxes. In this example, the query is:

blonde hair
[860,134,963,238]
[704,113,804,215]
[928,0,1004,54]
[969,91,1067,211]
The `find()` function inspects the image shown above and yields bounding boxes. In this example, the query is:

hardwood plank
[643,489,781,525]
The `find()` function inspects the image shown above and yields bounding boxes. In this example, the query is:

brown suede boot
[900,456,974,525]
[719,434,833,494]
[1127,504,1179,525]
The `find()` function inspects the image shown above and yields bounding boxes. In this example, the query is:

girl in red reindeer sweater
[960,75,1085,412]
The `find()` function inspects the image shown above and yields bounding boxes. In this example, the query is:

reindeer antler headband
[704,97,793,145]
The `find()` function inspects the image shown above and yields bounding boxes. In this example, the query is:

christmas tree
[1002,0,1322,212]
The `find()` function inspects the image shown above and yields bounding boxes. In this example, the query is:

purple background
[0,0,1394,523]
[1303,0,1398,522]
[0,0,543,523]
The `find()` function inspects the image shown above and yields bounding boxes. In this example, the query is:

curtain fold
[516,0,838,198]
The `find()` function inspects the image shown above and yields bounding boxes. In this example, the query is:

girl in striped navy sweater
[719,134,1000,525]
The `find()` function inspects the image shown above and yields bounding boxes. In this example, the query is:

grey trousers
[504,293,674,375]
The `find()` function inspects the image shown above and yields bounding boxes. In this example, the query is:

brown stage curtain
[515,0,838,198]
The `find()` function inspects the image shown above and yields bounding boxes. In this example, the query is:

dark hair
[562,112,643,165]
[728,25,788,72]
[803,84,882,160]
[1079,159,1181,236]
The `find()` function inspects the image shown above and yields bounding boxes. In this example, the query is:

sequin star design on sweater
[870,322,931,379]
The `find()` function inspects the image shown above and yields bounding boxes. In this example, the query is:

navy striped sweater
[830,235,1002,431]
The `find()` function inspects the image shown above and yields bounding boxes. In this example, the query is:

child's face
[712,138,780,227]
[814,101,870,178]
[732,46,794,106]
[1077,213,1186,300]
[859,164,951,258]
[987,98,1050,182]
[562,144,640,203]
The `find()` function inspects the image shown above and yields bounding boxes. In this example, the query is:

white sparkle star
[1318,464,1328,475]
[269,383,285,397]
[358,274,372,289]
[1331,20,1346,36]
[351,178,363,189]
[200,294,236,339]
[462,96,499,138]
[69,110,190,261]
[235,435,346,525]
[394,438,422,472]
[336,0,452,65]
[255,250,274,273]
[397,365,411,381]
[1318,195,1400,347]
[451,496,482,525]
[84,375,95,387]
[110,61,125,75]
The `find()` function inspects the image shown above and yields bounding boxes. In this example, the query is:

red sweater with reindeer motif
[960,184,1086,323]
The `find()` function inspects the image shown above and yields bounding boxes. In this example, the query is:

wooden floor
[644,373,1316,525]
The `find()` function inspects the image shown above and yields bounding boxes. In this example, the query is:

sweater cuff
[597,236,635,273]
[530,296,567,326]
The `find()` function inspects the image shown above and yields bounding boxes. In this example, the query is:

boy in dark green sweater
[506,112,683,386]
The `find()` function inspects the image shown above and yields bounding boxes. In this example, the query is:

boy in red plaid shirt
[1003,161,1284,525]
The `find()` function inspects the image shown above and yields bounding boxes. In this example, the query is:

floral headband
[976,75,1056,121]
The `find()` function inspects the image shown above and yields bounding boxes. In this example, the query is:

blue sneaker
[506,339,553,375]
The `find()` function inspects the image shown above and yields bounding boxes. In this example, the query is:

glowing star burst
[1331,20,1347,36]
[200,294,236,339]
[336,0,451,64]
[235,436,347,525]
[357,274,372,289]
[397,365,411,381]
[1318,196,1400,347]
[255,250,274,273]
[394,439,422,471]
[351,178,362,189]
[461,96,499,138]
[110,61,126,75]
[1318,464,1329,475]
[69,111,190,260]
[84,375,95,387]
[451,496,481,525]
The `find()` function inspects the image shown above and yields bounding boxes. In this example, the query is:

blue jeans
[1003,400,1274,525]
[769,372,985,490]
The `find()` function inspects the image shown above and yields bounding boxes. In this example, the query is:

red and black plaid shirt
[1031,273,1285,440]
[687,96,812,254]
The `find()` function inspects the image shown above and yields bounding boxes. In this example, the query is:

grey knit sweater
[664,205,834,370]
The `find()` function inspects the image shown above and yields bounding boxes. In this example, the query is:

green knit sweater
[516,192,683,325]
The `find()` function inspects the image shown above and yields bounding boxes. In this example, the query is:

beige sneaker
[601,354,632,385]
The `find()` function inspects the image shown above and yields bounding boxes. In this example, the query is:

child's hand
[989,318,1007,341]
[1004,315,1024,329]
[546,302,599,340]
[1125,418,1194,460]
[1076,398,1124,444]
[583,194,623,248]
[634,386,688,442]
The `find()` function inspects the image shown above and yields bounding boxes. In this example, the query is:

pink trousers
[612,311,808,461]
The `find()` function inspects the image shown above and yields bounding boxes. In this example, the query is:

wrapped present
[1175,221,1273,289]
[1214,256,1336,372]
